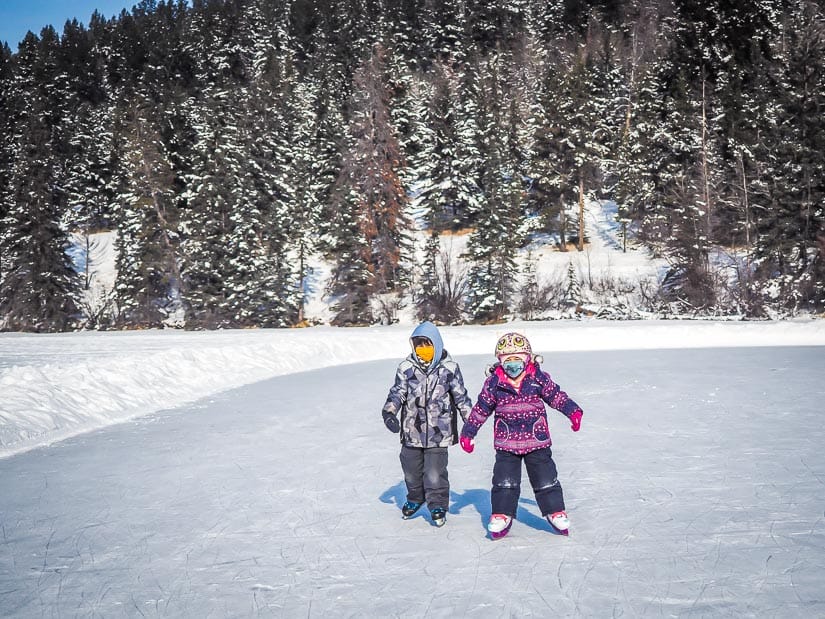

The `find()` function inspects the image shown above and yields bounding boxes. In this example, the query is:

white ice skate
[547,511,570,536]
[488,514,513,540]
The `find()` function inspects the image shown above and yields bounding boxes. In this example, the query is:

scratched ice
[1,330,824,617]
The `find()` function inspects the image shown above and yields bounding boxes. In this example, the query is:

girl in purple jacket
[460,332,583,539]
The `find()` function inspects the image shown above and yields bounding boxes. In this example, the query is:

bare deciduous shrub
[374,293,404,325]
[416,246,468,324]
[518,272,566,319]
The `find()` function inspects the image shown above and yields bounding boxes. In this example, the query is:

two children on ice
[382,321,584,538]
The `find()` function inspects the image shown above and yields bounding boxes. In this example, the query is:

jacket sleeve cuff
[460,422,478,439]
[562,400,581,417]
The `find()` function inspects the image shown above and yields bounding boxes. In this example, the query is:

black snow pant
[400,445,449,511]
[491,447,565,518]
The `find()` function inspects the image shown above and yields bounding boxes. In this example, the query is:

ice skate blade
[488,522,513,540]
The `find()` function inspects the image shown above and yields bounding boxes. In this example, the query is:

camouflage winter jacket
[382,352,473,448]
[382,323,473,448]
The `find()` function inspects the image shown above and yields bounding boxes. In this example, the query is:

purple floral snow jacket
[461,362,582,455]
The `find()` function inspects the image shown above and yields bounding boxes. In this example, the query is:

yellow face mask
[412,337,435,364]
[415,343,435,364]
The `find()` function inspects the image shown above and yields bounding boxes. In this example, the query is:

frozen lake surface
[1,346,824,617]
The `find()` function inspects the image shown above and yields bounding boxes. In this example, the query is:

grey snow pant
[400,445,449,510]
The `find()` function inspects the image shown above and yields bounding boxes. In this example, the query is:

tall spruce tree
[754,0,825,311]
[404,60,484,231]
[465,50,526,322]
[0,30,80,331]
[0,43,14,289]
[327,43,410,325]
[113,93,182,326]
[652,62,727,310]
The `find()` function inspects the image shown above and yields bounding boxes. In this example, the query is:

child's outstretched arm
[381,363,408,433]
[448,365,473,423]
[535,363,583,432]
[460,374,498,450]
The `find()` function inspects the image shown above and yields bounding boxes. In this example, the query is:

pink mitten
[460,436,475,453]
[570,410,583,432]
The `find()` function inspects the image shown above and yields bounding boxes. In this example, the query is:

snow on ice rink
[1,321,825,616]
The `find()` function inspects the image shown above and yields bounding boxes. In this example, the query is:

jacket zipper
[422,369,430,447]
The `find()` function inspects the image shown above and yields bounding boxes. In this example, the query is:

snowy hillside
[75,199,668,328]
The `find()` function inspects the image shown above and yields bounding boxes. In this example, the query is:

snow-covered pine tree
[216,0,303,328]
[112,92,181,327]
[325,184,375,325]
[416,230,442,320]
[524,40,566,246]
[308,73,348,257]
[0,42,14,290]
[564,259,581,311]
[553,35,614,252]
[753,0,825,312]
[653,64,726,312]
[531,51,580,250]
[465,50,526,322]
[445,61,487,230]
[694,1,783,251]
[177,0,261,327]
[0,30,80,331]
[611,5,669,252]
[282,79,330,325]
[60,16,118,238]
[63,107,116,232]
[528,0,566,44]
[419,0,468,65]
[299,3,351,255]
[465,0,527,52]
[402,60,483,232]
[328,42,410,324]
[398,72,437,227]
[63,103,119,325]
[312,0,371,82]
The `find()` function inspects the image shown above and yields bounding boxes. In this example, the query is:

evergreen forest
[1,0,824,331]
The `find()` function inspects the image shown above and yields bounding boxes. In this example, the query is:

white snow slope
[1,321,825,617]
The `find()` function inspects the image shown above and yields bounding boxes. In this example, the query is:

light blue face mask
[502,359,526,379]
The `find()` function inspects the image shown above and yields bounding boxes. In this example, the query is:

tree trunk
[84,232,92,290]
[297,242,305,324]
[700,75,712,239]
[559,199,567,251]
[578,172,585,252]
[739,151,751,269]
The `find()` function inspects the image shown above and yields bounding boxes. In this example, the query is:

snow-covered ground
[1,321,825,616]
[531,199,665,285]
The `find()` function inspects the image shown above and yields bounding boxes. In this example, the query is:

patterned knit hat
[495,332,532,359]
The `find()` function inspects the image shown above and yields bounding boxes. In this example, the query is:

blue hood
[410,321,444,369]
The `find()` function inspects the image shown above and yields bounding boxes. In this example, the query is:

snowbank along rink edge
[1,319,824,458]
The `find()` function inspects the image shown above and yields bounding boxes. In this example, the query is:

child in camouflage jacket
[382,321,473,527]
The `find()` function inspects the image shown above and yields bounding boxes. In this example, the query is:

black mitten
[383,412,400,433]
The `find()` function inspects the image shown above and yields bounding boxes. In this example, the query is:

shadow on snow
[380,482,560,534]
